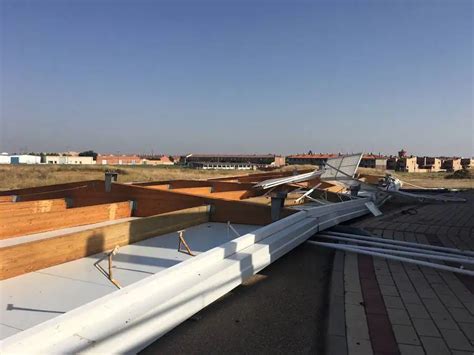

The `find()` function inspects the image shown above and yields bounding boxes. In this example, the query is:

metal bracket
[94,245,122,289]
[177,230,195,256]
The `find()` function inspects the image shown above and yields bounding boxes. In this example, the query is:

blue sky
[1,0,472,156]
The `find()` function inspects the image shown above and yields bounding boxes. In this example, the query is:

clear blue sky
[1,0,472,156]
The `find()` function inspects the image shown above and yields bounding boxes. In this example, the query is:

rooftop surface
[0,222,258,340]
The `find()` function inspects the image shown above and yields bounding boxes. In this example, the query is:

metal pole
[307,241,474,276]
[317,234,473,260]
[335,244,474,265]
[324,231,474,257]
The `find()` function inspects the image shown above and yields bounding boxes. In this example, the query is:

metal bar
[324,231,474,257]
[307,241,474,276]
[316,234,472,259]
[227,222,241,238]
[335,244,474,265]
[177,230,195,256]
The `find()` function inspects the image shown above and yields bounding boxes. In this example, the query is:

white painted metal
[326,243,474,265]
[324,231,474,257]
[365,201,382,216]
[0,199,372,354]
[316,234,473,259]
[254,170,323,189]
[385,189,467,203]
[320,153,362,180]
[307,241,474,276]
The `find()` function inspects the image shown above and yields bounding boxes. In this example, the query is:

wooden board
[0,201,132,239]
[171,187,213,195]
[0,206,210,280]
[0,196,14,202]
[0,180,98,199]
[0,199,67,218]
[146,184,170,190]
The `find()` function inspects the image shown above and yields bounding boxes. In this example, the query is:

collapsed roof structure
[0,154,468,353]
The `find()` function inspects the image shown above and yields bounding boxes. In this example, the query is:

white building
[10,155,41,164]
[0,153,10,164]
[45,156,95,165]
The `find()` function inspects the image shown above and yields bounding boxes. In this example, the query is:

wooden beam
[145,184,170,190]
[170,187,213,195]
[0,206,210,280]
[0,196,15,202]
[0,199,67,218]
[0,180,99,199]
[0,201,132,239]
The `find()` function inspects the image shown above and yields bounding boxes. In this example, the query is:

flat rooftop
[0,222,258,339]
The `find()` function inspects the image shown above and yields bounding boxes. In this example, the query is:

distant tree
[79,150,98,160]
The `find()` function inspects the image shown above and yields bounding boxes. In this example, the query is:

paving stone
[387,307,412,326]
[347,339,373,355]
[411,318,440,337]
[448,307,474,324]
[398,344,425,355]
[458,322,474,342]
[423,273,444,284]
[420,336,451,355]
[399,291,422,305]
[392,324,421,345]
[376,274,395,287]
[422,298,449,316]
[437,291,464,308]
[431,312,461,330]
[380,285,399,297]
[383,296,405,309]
[439,328,474,351]
[405,303,430,319]
[345,290,364,307]
[345,304,371,342]
[416,286,438,299]
[394,280,416,292]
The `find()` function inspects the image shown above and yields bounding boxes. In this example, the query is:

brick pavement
[325,191,474,355]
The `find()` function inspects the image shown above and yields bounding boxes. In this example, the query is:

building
[96,155,142,165]
[286,154,339,166]
[188,161,255,170]
[359,154,388,170]
[140,155,174,166]
[395,157,418,172]
[182,154,285,169]
[461,158,473,169]
[441,158,462,172]
[416,157,442,172]
[10,155,41,164]
[45,156,95,165]
[0,153,10,164]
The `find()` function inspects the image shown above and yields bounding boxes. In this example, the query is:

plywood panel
[0,206,210,280]
[0,199,67,218]
[0,201,132,239]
